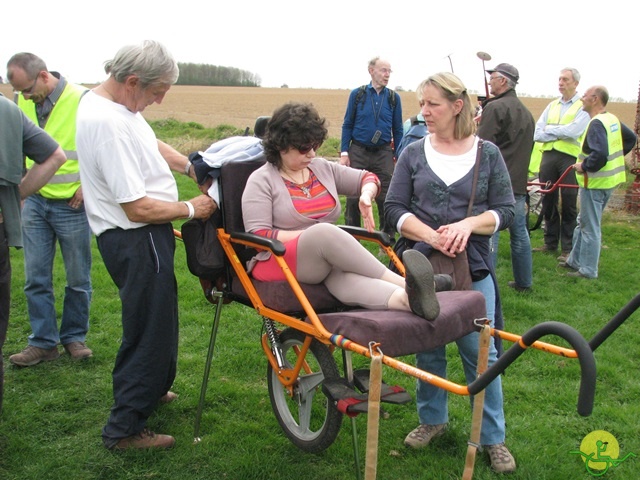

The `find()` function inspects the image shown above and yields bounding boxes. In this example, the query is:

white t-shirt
[424,134,477,186]
[76,91,178,235]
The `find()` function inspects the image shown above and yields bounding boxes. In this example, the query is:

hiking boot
[558,261,577,271]
[567,271,594,279]
[9,345,60,367]
[556,252,570,262]
[159,391,178,404]
[485,443,517,473]
[403,250,439,321]
[63,341,93,360]
[404,423,446,449]
[434,274,454,292]
[111,428,176,450]
[507,281,532,293]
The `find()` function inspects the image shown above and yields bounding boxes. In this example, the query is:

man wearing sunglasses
[340,57,403,243]
[6,53,93,367]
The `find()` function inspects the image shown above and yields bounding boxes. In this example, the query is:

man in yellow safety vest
[560,86,637,279]
[7,53,93,366]
[532,68,590,260]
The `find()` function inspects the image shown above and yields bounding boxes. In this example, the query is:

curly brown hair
[262,102,328,168]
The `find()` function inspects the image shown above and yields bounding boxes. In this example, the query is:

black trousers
[539,149,579,252]
[344,143,395,237]
[0,225,9,414]
[98,223,178,446]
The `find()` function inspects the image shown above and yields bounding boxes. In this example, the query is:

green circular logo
[579,430,620,472]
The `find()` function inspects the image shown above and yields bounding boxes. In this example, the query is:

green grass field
[1,128,639,479]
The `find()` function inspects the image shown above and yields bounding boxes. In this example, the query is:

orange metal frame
[216,228,585,398]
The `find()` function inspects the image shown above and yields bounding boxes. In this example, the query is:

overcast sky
[3,0,639,102]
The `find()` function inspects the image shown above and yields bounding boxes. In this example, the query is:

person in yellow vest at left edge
[560,86,637,279]
[7,53,93,366]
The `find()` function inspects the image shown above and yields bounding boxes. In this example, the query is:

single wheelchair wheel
[267,327,343,453]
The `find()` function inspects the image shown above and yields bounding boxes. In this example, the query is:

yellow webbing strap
[462,323,491,480]
[364,344,383,480]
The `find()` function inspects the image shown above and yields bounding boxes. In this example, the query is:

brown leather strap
[467,139,484,217]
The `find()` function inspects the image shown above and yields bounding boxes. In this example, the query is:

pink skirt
[251,237,300,282]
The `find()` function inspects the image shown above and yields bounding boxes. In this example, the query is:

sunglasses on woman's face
[294,142,322,154]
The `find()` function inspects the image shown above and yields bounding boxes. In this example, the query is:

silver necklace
[282,169,311,198]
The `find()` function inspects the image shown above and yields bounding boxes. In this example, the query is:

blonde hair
[417,72,476,139]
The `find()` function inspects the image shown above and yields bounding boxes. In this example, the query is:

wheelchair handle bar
[468,321,596,416]
[528,165,579,194]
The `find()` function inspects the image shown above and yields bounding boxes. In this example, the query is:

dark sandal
[403,249,440,321]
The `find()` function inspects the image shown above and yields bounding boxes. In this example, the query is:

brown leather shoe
[9,345,60,367]
[159,391,178,404]
[532,245,557,254]
[112,428,176,450]
[63,341,93,360]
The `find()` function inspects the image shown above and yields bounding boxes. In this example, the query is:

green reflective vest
[18,83,87,199]
[541,99,585,158]
[529,141,544,177]
[577,112,626,189]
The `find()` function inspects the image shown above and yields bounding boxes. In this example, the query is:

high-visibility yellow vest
[529,141,544,176]
[18,82,87,199]
[577,112,626,189]
[541,99,585,158]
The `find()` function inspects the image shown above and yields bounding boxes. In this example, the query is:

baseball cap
[486,63,519,84]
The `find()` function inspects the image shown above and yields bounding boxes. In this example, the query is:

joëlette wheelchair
[185,155,639,478]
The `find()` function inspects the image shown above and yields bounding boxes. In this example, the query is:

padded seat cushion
[231,278,345,313]
[315,291,486,357]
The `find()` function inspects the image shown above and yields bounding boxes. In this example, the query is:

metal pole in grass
[343,349,362,480]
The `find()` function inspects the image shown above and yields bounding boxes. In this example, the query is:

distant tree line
[176,63,261,87]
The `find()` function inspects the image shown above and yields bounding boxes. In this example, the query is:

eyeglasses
[13,75,39,97]
[294,142,322,154]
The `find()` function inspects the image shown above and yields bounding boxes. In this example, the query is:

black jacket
[477,89,535,195]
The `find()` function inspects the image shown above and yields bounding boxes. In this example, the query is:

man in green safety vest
[560,86,637,279]
[532,68,590,260]
[6,53,93,366]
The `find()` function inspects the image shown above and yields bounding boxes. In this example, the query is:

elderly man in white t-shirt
[76,40,215,451]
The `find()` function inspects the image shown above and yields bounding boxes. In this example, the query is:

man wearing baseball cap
[478,63,535,295]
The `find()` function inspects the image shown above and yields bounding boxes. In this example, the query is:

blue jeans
[415,275,506,445]
[22,195,92,349]
[566,188,613,279]
[492,194,532,288]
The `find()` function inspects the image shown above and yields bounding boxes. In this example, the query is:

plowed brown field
[2,84,635,140]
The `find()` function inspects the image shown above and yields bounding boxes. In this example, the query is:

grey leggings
[296,223,402,309]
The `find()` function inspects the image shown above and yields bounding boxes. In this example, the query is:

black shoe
[403,250,440,321]
[507,281,532,293]
[434,274,454,292]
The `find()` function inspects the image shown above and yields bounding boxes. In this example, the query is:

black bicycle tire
[267,328,343,453]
